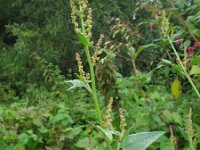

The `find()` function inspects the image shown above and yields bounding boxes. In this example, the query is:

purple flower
[149,23,154,31]
[187,47,195,56]
[193,41,199,49]
[175,37,180,46]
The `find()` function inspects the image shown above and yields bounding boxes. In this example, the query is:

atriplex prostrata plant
[69,0,113,149]
[69,0,103,124]
[69,0,165,149]
[160,9,200,99]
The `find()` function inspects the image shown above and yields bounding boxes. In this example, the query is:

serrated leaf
[65,79,92,93]
[123,131,165,150]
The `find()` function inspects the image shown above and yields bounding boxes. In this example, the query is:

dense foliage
[0,0,200,149]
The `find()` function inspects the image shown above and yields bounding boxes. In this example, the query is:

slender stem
[168,36,200,98]
[117,142,121,150]
[85,47,112,150]
[131,58,150,107]
[79,14,103,124]
[85,46,103,124]
[79,11,112,150]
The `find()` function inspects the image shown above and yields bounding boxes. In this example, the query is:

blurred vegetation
[0,0,200,149]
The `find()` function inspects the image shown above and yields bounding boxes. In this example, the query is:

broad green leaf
[184,40,191,48]
[172,112,183,125]
[65,79,92,93]
[18,144,26,150]
[75,138,88,148]
[18,133,30,145]
[123,131,165,150]
[190,65,200,75]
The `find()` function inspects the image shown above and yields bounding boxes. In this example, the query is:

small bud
[149,23,154,31]
[175,37,180,46]
[193,41,199,49]
[187,47,195,56]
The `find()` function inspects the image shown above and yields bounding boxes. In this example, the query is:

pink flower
[149,23,154,31]
[187,47,195,56]
[175,37,180,46]
[193,41,199,49]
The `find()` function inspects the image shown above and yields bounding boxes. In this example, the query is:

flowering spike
[75,52,85,77]
[92,34,104,64]
[103,97,113,127]
[160,9,169,34]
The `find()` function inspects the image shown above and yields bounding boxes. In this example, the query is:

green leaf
[18,133,30,145]
[135,44,157,58]
[161,59,172,65]
[184,40,191,48]
[75,138,88,148]
[77,32,89,47]
[190,65,200,75]
[18,144,26,150]
[128,47,136,57]
[65,79,92,93]
[96,125,113,142]
[190,56,200,66]
[123,131,165,150]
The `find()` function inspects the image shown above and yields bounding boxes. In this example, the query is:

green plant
[0,103,76,150]
[69,0,104,124]
[159,9,200,98]
[68,1,165,149]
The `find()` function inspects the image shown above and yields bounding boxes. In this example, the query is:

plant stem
[131,58,148,103]
[168,36,200,98]
[80,12,112,150]
[79,15,103,124]
[85,46,103,124]
[117,142,121,150]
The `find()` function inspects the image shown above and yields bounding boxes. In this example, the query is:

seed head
[119,107,126,133]
[75,53,85,77]
[187,108,194,140]
[92,34,104,64]
[86,8,93,40]
[160,10,169,34]
[103,97,113,127]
